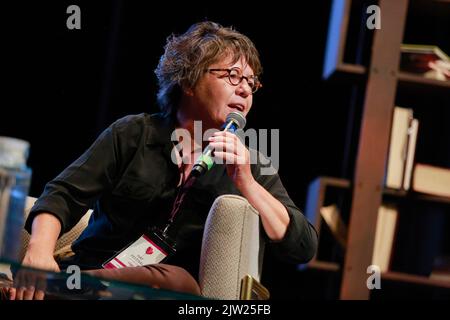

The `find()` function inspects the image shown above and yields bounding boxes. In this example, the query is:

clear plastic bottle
[0,136,32,262]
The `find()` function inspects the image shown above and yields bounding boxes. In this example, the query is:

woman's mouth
[227,104,245,112]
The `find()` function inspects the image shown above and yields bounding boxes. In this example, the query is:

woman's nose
[235,79,252,97]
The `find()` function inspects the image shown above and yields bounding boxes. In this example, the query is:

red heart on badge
[146,247,154,255]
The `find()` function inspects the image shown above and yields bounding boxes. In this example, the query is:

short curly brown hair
[154,21,262,117]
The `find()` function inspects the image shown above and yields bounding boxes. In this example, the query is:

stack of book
[400,44,450,81]
[385,106,419,191]
[377,106,450,272]
[385,106,450,198]
[317,105,450,273]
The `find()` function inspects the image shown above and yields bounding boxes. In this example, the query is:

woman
[7,21,317,300]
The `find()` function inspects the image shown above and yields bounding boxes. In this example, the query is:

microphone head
[226,111,246,129]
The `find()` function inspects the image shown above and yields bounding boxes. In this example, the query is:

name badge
[102,234,168,269]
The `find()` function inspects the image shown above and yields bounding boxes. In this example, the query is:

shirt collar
[146,113,177,147]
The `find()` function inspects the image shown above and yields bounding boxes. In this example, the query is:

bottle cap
[0,136,30,169]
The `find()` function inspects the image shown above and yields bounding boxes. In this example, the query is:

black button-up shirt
[26,113,317,279]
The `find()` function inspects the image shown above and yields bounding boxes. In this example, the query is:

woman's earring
[184,88,194,96]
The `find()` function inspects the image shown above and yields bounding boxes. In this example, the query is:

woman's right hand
[9,246,61,300]
[9,212,62,300]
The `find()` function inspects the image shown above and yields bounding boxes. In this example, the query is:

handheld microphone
[191,111,246,177]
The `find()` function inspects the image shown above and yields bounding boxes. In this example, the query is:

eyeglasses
[207,68,262,93]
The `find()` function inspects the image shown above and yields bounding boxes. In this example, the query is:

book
[385,107,413,189]
[403,118,419,190]
[372,204,398,272]
[412,163,450,198]
[400,44,450,81]
[319,204,347,248]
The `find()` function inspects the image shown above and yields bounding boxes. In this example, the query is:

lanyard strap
[163,162,197,235]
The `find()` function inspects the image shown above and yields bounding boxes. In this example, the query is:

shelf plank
[325,64,450,91]
[324,63,367,84]
[308,260,340,272]
[398,72,450,89]
[382,271,450,289]
[319,176,351,189]
[337,63,366,75]
[312,177,450,206]
[305,262,450,290]
[383,188,450,205]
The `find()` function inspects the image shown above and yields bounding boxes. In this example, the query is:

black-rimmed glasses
[207,68,262,93]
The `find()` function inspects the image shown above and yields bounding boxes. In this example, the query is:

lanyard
[162,160,197,235]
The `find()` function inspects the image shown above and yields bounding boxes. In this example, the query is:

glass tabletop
[0,258,204,300]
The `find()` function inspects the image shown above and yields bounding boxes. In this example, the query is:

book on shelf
[412,163,450,198]
[385,106,419,191]
[403,118,419,191]
[372,204,398,272]
[400,44,450,81]
[319,204,347,248]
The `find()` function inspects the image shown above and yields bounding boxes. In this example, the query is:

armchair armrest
[19,197,92,262]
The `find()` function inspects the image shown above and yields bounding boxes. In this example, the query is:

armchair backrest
[199,194,265,299]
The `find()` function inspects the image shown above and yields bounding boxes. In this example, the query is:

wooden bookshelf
[314,0,450,299]
[304,176,450,289]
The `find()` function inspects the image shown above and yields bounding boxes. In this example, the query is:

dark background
[3,1,450,299]
[4,0,344,202]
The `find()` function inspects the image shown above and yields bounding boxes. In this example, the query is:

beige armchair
[18,194,266,299]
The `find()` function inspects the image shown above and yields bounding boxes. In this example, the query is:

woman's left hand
[208,131,255,192]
